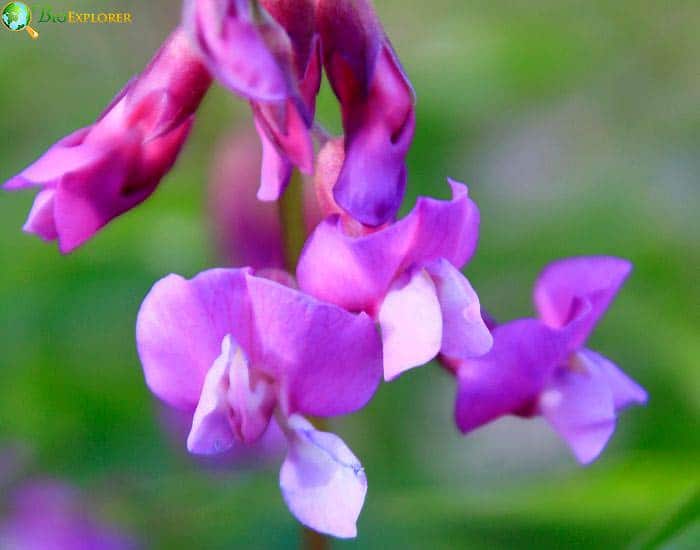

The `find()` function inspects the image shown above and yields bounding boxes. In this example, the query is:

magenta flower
[184,0,320,200]
[448,256,648,464]
[3,28,211,253]
[297,179,492,381]
[136,267,382,537]
[0,481,137,549]
[317,0,415,226]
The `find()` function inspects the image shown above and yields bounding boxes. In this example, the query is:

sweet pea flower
[448,256,648,464]
[0,481,137,549]
[3,28,211,253]
[297,179,493,381]
[317,0,415,226]
[184,0,320,200]
[136,267,382,537]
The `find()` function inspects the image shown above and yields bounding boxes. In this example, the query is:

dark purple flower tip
[136,268,383,419]
[318,0,415,226]
[311,137,386,236]
[4,28,211,253]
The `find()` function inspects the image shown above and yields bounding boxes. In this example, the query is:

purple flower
[209,131,286,270]
[184,0,320,200]
[0,481,137,549]
[136,267,382,537]
[297,179,492,381]
[3,28,211,253]
[317,0,415,226]
[448,256,648,464]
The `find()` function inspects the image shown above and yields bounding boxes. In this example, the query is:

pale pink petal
[426,258,493,360]
[377,268,442,381]
[280,415,367,539]
[580,349,648,410]
[187,336,237,455]
[539,360,616,465]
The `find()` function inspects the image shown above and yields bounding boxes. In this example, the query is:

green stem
[280,170,308,272]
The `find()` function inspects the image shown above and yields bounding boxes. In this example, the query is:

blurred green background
[0,0,698,548]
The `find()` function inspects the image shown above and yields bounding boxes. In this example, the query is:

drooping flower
[317,0,415,226]
[3,28,212,253]
[297,179,493,381]
[136,267,382,537]
[184,0,320,200]
[447,256,648,464]
[0,481,137,549]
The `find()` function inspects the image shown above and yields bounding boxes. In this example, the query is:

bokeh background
[0,0,698,547]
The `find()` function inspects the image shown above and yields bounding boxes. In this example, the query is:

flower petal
[280,415,367,538]
[533,256,633,349]
[579,349,648,411]
[136,269,251,410]
[3,128,93,190]
[318,0,415,225]
[227,342,276,444]
[426,258,493,360]
[454,319,568,434]
[5,28,209,252]
[187,334,277,454]
[22,189,58,242]
[538,361,616,465]
[183,0,290,102]
[331,45,415,226]
[378,268,442,381]
[187,336,237,455]
[244,274,383,416]
[254,117,294,201]
[297,180,478,313]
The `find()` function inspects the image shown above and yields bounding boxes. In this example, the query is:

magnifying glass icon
[2,2,39,39]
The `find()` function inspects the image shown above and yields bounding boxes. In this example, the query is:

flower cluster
[5,0,646,540]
